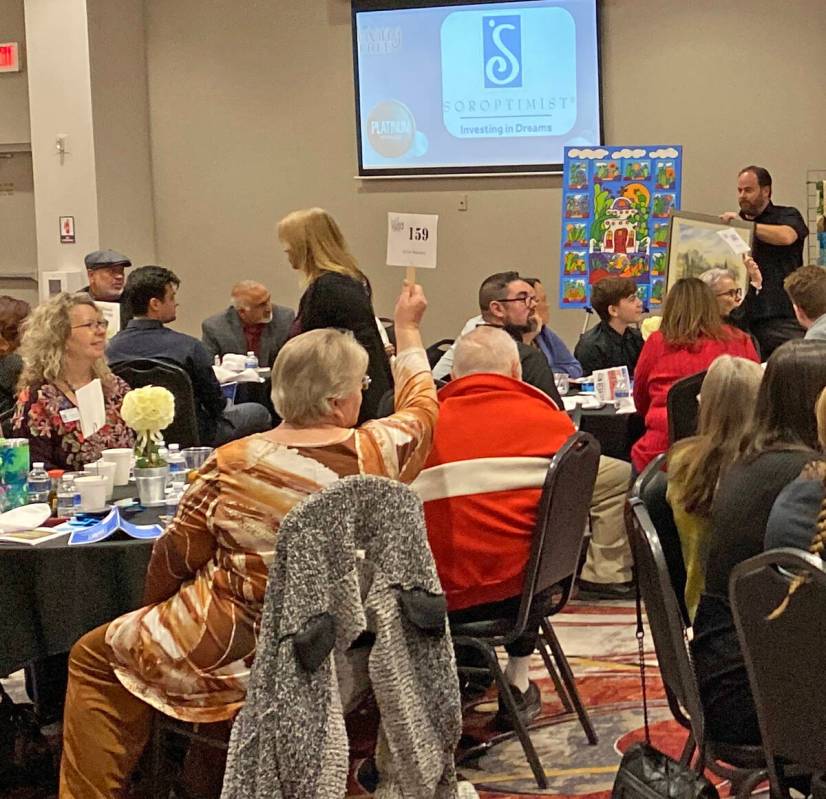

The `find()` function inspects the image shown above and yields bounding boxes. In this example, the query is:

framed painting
[665,211,754,294]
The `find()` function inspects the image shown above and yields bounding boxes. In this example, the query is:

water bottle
[27,462,51,504]
[614,371,631,410]
[244,350,259,370]
[167,444,187,489]
[57,474,78,518]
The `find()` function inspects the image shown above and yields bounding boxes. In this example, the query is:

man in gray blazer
[202,280,295,368]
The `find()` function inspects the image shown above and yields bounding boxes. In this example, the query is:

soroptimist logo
[366,100,416,158]
[483,15,522,88]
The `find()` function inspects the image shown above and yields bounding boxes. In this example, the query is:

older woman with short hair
[59,281,437,797]
[12,292,133,470]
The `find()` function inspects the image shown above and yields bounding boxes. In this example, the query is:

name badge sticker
[60,407,81,423]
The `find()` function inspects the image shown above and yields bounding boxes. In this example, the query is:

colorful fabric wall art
[558,145,683,309]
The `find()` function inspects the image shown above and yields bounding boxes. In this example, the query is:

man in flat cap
[82,249,131,303]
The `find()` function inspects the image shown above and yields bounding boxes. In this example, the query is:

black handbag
[611,581,718,799]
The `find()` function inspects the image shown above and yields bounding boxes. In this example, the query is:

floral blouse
[12,377,135,470]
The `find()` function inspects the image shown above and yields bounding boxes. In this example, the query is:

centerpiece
[120,385,175,506]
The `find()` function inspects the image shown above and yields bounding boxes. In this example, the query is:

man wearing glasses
[432,272,562,405]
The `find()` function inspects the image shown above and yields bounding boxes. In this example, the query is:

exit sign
[0,43,20,73]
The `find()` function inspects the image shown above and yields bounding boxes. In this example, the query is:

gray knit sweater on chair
[220,474,463,799]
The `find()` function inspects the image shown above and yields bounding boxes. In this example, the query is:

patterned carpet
[2,598,722,799]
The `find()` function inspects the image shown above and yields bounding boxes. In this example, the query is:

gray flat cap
[84,249,132,270]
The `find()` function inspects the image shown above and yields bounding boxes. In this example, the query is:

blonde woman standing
[12,292,133,470]
[666,355,764,620]
[278,207,393,423]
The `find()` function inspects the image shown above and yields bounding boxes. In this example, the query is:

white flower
[121,385,175,433]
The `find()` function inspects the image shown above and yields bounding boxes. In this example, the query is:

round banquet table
[0,490,162,677]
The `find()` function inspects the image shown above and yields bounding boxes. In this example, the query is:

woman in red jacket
[632,278,759,474]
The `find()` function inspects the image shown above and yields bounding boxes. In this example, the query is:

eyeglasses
[361,374,372,392]
[72,319,109,331]
[496,293,538,307]
[716,288,743,300]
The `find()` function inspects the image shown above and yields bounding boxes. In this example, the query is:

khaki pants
[580,455,633,584]
[59,624,155,799]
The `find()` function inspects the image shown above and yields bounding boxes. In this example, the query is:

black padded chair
[425,338,454,370]
[627,489,768,798]
[452,431,601,788]
[730,549,826,798]
[112,358,201,448]
[375,379,445,419]
[377,316,396,347]
[631,455,689,623]
[666,370,706,445]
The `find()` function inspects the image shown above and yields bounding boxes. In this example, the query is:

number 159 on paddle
[386,212,438,274]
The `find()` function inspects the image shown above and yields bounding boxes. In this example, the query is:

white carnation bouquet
[121,385,175,467]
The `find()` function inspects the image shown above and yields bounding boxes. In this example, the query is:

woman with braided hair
[690,339,826,746]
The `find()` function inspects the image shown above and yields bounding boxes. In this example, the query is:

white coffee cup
[75,475,108,512]
[83,460,116,501]
[100,448,132,486]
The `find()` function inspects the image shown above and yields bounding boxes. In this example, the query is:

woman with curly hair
[12,292,134,470]
[278,207,393,423]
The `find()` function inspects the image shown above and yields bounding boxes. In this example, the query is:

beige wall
[143,0,826,346]
[88,0,156,266]
[0,0,30,144]
[0,0,37,295]
[25,0,100,274]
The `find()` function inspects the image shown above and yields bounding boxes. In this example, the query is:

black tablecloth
[567,389,644,462]
[578,404,644,462]
[0,487,160,676]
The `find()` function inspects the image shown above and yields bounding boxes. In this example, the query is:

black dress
[292,272,393,424]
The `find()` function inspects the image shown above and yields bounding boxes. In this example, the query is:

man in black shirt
[721,165,808,358]
[107,266,271,446]
[574,277,644,376]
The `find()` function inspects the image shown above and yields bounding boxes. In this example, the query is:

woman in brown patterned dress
[59,281,436,798]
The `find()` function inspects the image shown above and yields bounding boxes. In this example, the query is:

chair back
[425,338,454,370]
[112,358,201,447]
[730,549,826,774]
[631,454,689,622]
[627,484,706,747]
[518,431,600,622]
[377,316,396,347]
[667,370,706,444]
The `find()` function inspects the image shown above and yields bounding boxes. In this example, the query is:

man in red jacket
[412,325,577,725]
